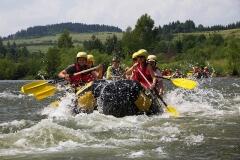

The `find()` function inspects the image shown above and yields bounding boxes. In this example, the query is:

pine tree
[57,30,73,48]
[45,47,60,78]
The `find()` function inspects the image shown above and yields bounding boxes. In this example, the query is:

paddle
[21,66,100,100]
[136,68,179,117]
[21,80,60,100]
[156,76,197,90]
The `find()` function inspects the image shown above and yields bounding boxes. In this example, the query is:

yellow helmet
[87,54,95,62]
[135,49,148,58]
[147,55,157,62]
[132,52,138,59]
[76,52,87,59]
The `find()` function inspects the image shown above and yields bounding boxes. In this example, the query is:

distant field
[26,45,54,53]
[3,28,240,53]
[175,28,240,38]
[3,32,123,53]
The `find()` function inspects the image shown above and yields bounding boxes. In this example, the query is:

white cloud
[0,0,239,37]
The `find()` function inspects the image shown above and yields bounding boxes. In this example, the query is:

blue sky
[0,0,240,37]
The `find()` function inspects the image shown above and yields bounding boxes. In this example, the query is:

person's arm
[125,63,138,75]
[58,70,70,80]
[58,64,74,81]
[90,70,98,80]
[147,64,157,89]
[96,64,103,79]
[156,69,164,95]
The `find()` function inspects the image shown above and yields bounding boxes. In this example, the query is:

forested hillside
[0,14,239,80]
[5,22,122,39]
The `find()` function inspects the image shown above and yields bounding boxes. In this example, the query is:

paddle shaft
[73,65,100,76]
[136,68,169,108]
[155,75,171,80]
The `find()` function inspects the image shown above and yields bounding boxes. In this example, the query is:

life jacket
[132,63,153,89]
[69,63,95,86]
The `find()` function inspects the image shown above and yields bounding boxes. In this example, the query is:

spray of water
[1,79,239,158]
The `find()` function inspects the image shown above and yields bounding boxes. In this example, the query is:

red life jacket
[69,63,95,86]
[132,63,153,89]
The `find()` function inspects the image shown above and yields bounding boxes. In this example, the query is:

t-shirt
[65,64,88,75]
[65,64,76,75]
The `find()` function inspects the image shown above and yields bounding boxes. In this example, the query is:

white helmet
[76,52,87,59]
[147,55,157,62]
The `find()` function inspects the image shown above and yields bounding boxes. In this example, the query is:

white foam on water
[73,112,149,130]
[0,120,30,127]
[0,116,129,156]
[0,120,35,134]
[185,134,204,146]
[153,146,167,158]
[0,91,25,99]
[1,140,88,156]
[127,150,145,158]
[154,147,165,154]
[46,140,83,152]
[232,83,240,87]
[0,148,45,157]
[0,118,89,155]
[14,138,29,148]
[41,92,76,120]
[233,95,240,102]
[165,85,235,117]
[160,136,178,143]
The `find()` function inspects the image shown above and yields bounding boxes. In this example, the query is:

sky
[0,0,240,37]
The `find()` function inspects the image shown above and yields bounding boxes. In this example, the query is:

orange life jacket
[132,63,153,89]
[69,63,95,86]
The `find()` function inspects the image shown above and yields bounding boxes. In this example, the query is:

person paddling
[147,55,164,96]
[125,51,138,80]
[58,52,98,88]
[106,56,124,80]
[131,49,157,90]
[87,54,103,79]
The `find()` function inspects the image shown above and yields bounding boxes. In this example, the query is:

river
[0,78,239,160]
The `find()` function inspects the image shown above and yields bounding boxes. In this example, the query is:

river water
[0,78,239,160]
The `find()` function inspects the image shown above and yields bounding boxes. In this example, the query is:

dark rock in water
[84,79,163,117]
[97,80,141,117]
[92,80,110,98]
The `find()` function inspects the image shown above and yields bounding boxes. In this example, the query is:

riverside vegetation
[0,14,239,79]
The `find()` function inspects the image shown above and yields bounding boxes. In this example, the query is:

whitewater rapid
[0,78,239,159]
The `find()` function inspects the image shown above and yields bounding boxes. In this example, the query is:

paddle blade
[76,81,93,95]
[166,105,179,117]
[21,80,57,100]
[33,86,57,100]
[21,80,48,94]
[171,78,197,90]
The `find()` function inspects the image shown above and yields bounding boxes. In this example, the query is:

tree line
[5,22,122,39]
[0,37,44,79]
[0,14,239,80]
[157,20,240,34]
[82,14,240,76]
[4,20,240,40]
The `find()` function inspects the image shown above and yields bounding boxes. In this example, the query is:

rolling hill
[3,28,240,53]
[3,32,123,53]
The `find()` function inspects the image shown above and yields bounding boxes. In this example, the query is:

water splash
[0,79,239,159]
[185,134,204,146]
[0,91,25,99]
[165,79,238,117]
[0,120,35,134]
[41,91,76,120]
